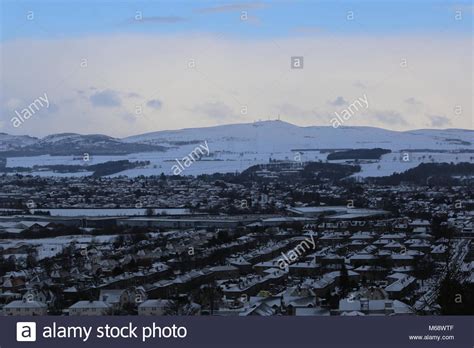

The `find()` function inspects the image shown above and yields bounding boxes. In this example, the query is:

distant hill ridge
[1,120,472,156]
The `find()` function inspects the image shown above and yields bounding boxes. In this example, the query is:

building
[68,301,110,316]
[3,299,47,316]
[138,299,173,316]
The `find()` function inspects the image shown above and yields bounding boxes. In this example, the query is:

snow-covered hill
[1,120,472,177]
[0,132,166,156]
[0,132,38,151]
[124,120,473,152]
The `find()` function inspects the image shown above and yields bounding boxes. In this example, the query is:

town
[0,161,472,316]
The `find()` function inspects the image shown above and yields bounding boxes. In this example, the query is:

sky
[0,0,472,137]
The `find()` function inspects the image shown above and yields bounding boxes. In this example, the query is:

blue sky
[1,1,472,136]
[2,0,472,41]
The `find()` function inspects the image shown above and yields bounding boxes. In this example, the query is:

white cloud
[192,101,239,120]
[427,114,452,128]
[328,96,348,107]
[146,99,163,110]
[90,90,122,107]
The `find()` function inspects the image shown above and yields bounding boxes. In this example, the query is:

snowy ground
[349,151,473,178]
[28,208,190,216]
[0,234,117,260]
[4,149,471,178]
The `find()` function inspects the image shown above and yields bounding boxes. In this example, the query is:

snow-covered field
[29,208,190,216]
[350,152,474,178]
[4,149,471,178]
[0,234,117,260]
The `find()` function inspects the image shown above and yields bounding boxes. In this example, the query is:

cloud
[192,102,238,120]
[146,99,163,110]
[428,114,451,127]
[328,96,348,107]
[371,110,408,126]
[127,92,141,98]
[90,90,122,107]
[120,112,139,124]
[404,97,422,106]
[353,81,366,89]
[195,2,267,13]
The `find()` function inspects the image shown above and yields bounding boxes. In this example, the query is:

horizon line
[3,119,473,140]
